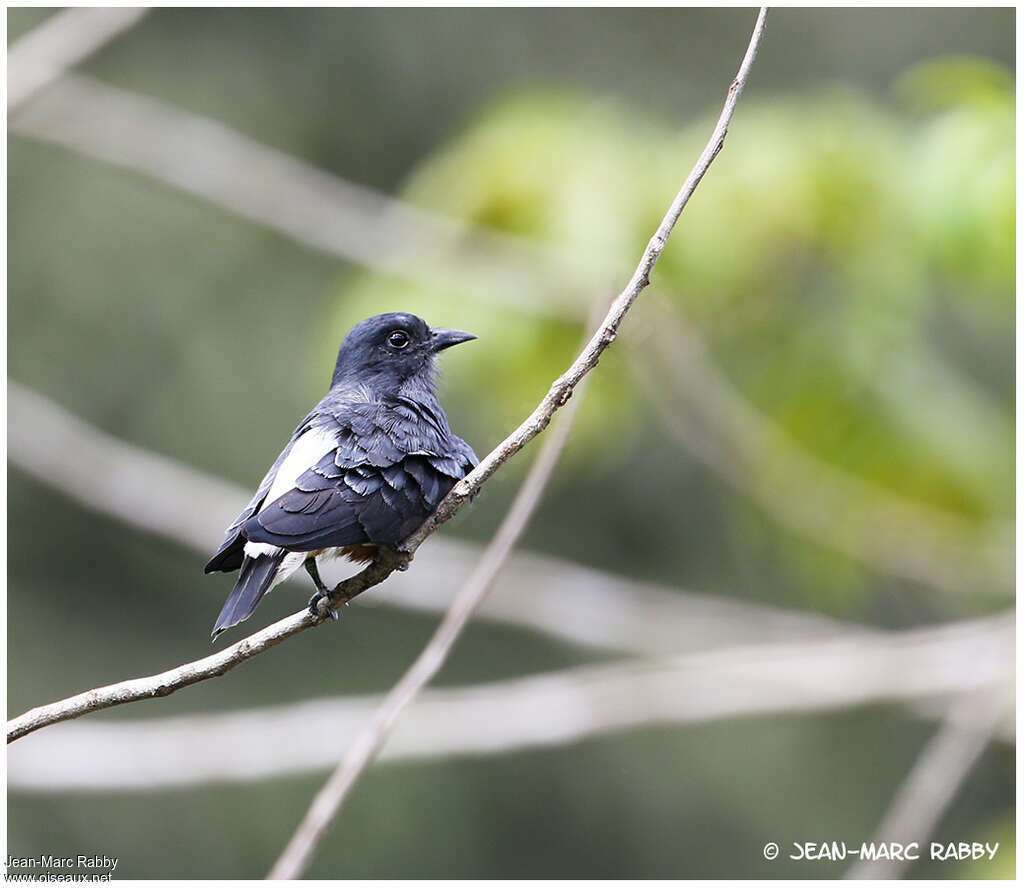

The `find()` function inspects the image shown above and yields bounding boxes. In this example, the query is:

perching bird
[205,312,478,638]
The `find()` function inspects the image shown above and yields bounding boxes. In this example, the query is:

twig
[11,61,1011,595]
[7,8,150,115]
[846,691,1009,879]
[399,5,768,549]
[9,5,766,746]
[7,2,765,745]
[7,604,316,743]
[8,613,1012,793]
[269,324,592,878]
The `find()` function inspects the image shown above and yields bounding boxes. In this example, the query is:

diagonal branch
[7,7,150,115]
[845,691,1009,880]
[398,5,768,548]
[6,5,768,746]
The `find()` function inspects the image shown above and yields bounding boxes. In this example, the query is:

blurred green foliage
[7,7,1015,880]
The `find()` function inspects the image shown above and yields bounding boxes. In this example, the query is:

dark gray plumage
[206,312,477,637]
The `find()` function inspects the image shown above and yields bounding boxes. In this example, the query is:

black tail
[212,553,283,639]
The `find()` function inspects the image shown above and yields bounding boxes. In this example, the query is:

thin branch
[269,326,592,878]
[7,8,150,115]
[7,604,314,743]
[846,692,1009,880]
[10,61,1011,595]
[6,5,768,745]
[8,614,1012,793]
[398,5,768,552]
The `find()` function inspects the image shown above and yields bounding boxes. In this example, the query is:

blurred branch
[7,5,769,747]
[7,380,856,657]
[8,613,1012,793]
[8,381,242,555]
[631,300,1013,596]
[7,8,150,115]
[270,321,591,879]
[10,72,582,321]
[846,691,1009,880]
[9,62,1011,596]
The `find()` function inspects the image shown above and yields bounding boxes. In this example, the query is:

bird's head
[330,312,476,393]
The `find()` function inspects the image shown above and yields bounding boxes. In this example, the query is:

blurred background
[6,7,1015,879]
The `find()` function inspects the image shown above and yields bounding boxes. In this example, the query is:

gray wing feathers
[242,400,477,552]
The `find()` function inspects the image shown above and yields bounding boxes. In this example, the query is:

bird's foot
[308,591,339,621]
[304,558,339,620]
[382,546,412,571]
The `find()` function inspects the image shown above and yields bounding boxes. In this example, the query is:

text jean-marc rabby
[788,842,999,863]
[4,858,118,872]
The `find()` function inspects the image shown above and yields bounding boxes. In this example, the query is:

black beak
[430,328,477,352]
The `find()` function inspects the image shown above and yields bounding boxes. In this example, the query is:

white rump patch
[243,541,283,559]
[241,543,307,592]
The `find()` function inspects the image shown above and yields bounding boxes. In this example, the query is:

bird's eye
[387,330,410,349]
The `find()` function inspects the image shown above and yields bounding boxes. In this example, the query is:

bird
[205,312,478,638]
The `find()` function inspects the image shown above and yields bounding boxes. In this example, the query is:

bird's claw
[308,592,339,622]
[386,547,412,571]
